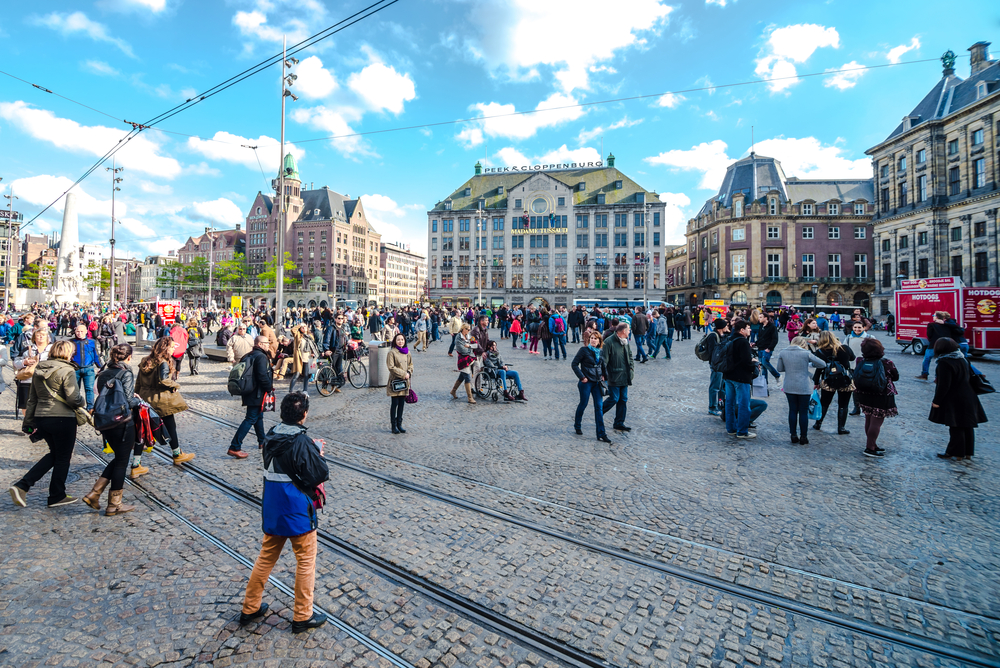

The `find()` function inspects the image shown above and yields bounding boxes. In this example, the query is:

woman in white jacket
[842,321,872,415]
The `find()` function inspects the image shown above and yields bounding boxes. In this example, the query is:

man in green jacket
[602,322,635,431]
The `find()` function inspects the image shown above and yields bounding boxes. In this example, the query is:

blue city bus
[573,299,669,311]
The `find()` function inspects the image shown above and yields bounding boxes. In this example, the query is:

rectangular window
[767,226,779,239]
[595,233,608,247]
[802,203,813,215]
[653,232,660,246]
[917,148,926,164]
[976,221,986,237]
[882,264,892,288]
[514,199,522,209]
[951,227,962,242]
[976,252,989,282]
[829,203,839,215]
[712,231,718,245]
[899,260,909,278]
[854,253,868,279]
[767,252,780,278]
[899,235,909,249]
[898,155,907,171]
[882,239,891,252]
[854,226,866,239]
[918,231,928,245]
[732,228,745,241]
[576,214,589,228]
[898,182,907,207]
[918,258,929,278]
[653,212,660,226]
[828,226,840,240]
[557,197,565,206]
[510,274,523,288]
[614,232,628,247]
[918,174,927,202]
[459,236,470,251]
[951,255,963,277]
[634,232,645,247]
[634,212,644,227]
[595,214,608,228]
[802,226,814,239]
[554,234,568,248]
[492,236,504,250]
[511,236,524,249]
[443,219,453,232]
[734,199,743,217]
[973,128,984,145]
[575,272,590,289]
[595,252,608,265]
[577,234,589,247]
[492,254,504,267]
[510,253,523,266]
[459,219,470,232]
[613,272,628,289]
[711,256,718,279]
[974,158,986,188]
[880,164,890,178]
[493,217,504,230]
[576,253,589,265]
[441,276,453,289]
[555,252,567,267]
[431,238,438,251]
[881,188,890,211]
[432,220,438,232]
[948,139,959,155]
[801,254,815,279]
[769,198,777,215]
[828,254,841,279]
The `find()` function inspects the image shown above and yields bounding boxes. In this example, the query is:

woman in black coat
[930,338,987,460]
[571,330,611,443]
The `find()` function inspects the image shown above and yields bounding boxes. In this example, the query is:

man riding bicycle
[323,313,350,393]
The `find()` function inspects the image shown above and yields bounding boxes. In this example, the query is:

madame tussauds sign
[482,162,603,174]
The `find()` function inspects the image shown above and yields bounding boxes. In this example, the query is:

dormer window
[768,198,777,215]
[615,180,623,190]
[597,194,606,204]
[733,199,743,218]
[444,200,452,211]
[829,202,840,215]
[977,81,987,100]
[314,209,321,216]
[636,192,645,204]
[464,187,471,197]
[802,203,813,215]
[578,182,586,192]
[497,186,504,195]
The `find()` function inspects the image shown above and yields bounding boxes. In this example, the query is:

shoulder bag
[51,387,94,427]
[970,371,996,395]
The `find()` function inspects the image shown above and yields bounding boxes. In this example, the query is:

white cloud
[577,117,643,144]
[465,92,584,143]
[137,180,172,195]
[83,60,119,76]
[347,63,416,114]
[457,0,672,93]
[295,56,338,99]
[98,0,167,12]
[659,192,691,242]
[705,0,728,6]
[457,127,484,148]
[754,24,840,92]
[176,198,245,227]
[186,131,303,174]
[145,236,182,256]
[887,37,920,64]
[494,147,531,167]
[10,175,115,218]
[361,194,427,256]
[0,101,181,179]
[119,217,157,238]
[290,106,375,158]
[232,10,309,47]
[493,145,602,167]
[824,61,866,90]
[644,139,732,189]
[30,11,135,58]
[657,92,685,108]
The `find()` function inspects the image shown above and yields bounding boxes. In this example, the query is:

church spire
[280,152,300,182]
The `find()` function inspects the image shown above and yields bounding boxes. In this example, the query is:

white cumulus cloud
[30,11,135,58]
[644,139,732,189]
[754,24,840,93]
[232,10,309,47]
[659,192,692,242]
[462,92,584,144]
[887,37,921,64]
[360,194,427,256]
[456,127,484,148]
[10,175,115,218]
[0,101,181,179]
[577,117,643,144]
[119,217,157,238]
[176,198,245,227]
[824,61,866,90]
[493,146,602,167]
[186,131,303,174]
[290,106,374,159]
[456,0,672,93]
[347,63,416,114]
[98,0,167,12]
[295,56,338,99]
[657,92,685,108]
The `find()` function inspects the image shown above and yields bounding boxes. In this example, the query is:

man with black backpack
[720,319,758,439]
[228,336,274,459]
[703,319,729,415]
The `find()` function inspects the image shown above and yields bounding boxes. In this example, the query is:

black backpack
[227,352,257,396]
[853,358,888,394]
[695,332,717,361]
[93,369,133,432]
[824,360,852,389]
[711,336,736,374]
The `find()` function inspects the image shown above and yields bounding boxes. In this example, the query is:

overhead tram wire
[290,56,955,145]
[17,0,403,231]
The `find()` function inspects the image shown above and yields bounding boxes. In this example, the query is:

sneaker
[726,431,737,436]
[9,485,27,507]
[291,612,328,634]
[227,449,249,459]
[708,410,721,416]
[240,602,269,625]
[736,433,757,439]
[47,495,79,508]
[876,446,885,452]
[748,422,758,429]
[863,449,884,458]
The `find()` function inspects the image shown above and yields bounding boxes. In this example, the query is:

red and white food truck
[894,277,1000,355]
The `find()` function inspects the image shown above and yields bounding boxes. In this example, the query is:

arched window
[256,207,261,215]
[827,291,842,306]
[766,290,783,306]
[801,290,816,306]
[731,290,748,305]
[853,291,870,308]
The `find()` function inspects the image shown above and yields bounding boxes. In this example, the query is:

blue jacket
[548,314,566,335]
[261,423,330,537]
[71,337,100,368]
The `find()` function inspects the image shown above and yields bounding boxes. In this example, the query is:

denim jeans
[759,350,780,380]
[232,405,265,450]
[498,369,522,391]
[431,322,439,341]
[749,398,767,425]
[651,334,671,358]
[571,326,581,344]
[75,366,96,410]
[786,393,810,437]
[683,325,691,340]
[575,380,606,437]
[553,334,567,360]
[634,337,648,361]
[921,347,934,375]
[709,370,724,411]
[724,379,752,435]
[601,385,628,428]
[448,333,458,354]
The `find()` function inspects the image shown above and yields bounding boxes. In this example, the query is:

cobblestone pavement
[1,327,997,667]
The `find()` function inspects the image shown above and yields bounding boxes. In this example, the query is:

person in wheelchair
[483,340,527,402]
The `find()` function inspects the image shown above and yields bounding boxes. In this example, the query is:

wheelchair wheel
[505,378,518,398]
[473,371,491,399]
[315,366,338,397]
[347,360,367,388]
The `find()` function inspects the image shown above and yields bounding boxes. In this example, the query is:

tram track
[182,404,1000,667]
[74,438,417,668]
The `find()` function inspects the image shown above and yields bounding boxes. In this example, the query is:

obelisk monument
[53,192,84,303]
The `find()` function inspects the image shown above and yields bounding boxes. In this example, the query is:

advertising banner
[894,290,958,342]
[963,288,1000,326]
[899,277,962,290]
[704,299,727,320]
[230,295,243,314]
[156,299,181,326]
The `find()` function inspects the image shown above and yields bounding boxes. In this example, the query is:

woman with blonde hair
[14,327,53,416]
[9,340,85,508]
[775,336,827,444]
[288,324,319,396]
[811,330,855,435]
[450,323,476,404]
[136,337,195,465]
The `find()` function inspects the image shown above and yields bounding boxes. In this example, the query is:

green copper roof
[281,152,300,181]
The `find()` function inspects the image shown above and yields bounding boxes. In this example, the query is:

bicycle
[473,365,517,402]
[315,340,368,396]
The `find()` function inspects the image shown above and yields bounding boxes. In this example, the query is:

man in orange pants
[239,392,330,633]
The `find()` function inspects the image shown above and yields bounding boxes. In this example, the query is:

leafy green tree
[20,263,39,289]
[257,252,300,289]
[184,257,211,294]
[156,260,185,293]
[218,252,249,294]
[84,261,110,292]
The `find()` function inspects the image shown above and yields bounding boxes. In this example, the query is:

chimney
[969,41,992,76]
[236,223,241,230]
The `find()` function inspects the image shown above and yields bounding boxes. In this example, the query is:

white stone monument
[52,192,87,304]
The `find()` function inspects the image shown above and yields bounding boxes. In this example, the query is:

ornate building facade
[684,153,876,309]
[426,157,668,309]
[866,42,1000,315]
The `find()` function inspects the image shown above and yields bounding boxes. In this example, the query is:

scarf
[395,345,409,354]
[937,350,965,361]
[588,345,601,362]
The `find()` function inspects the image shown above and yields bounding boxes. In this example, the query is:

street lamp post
[477,197,485,308]
[275,35,298,331]
[3,186,18,310]
[812,283,819,310]
[205,227,216,309]
[642,198,649,309]
[105,158,123,308]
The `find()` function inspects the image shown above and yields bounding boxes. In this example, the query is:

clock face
[530,198,548,214]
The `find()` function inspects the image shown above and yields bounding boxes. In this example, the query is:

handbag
[261,389,276,412]
[405,389,418,404]
[390,378,408,393]
[752,373,769,398]
[15,364,35,382]
[970,373,996,395]
[807,389,823,421]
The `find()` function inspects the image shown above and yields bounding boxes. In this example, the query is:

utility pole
[477,197,484,307]
[205,227,215,310]
[106,158,123,307]
[642,198,649,309]
[3,186,18,311]
[276,35,298,332]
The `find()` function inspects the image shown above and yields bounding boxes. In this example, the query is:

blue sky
[0,0,995,261]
